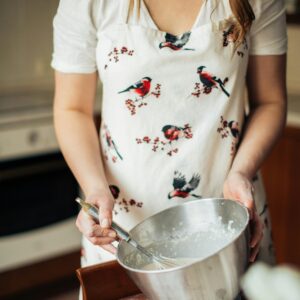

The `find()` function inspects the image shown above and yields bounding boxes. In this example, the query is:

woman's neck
[143,0,204,36]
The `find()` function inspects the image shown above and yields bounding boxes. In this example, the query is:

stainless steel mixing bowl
[116,198,250,300]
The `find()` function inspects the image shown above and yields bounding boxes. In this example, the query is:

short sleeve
[249,0,287,55]
[51,0,99,73]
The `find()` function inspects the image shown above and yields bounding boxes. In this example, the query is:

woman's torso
[93,0,256,231]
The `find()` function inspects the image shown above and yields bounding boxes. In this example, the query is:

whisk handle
[76,198,131,242]
[111,222,131,242]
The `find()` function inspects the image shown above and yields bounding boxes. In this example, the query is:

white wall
[0,0,59,93]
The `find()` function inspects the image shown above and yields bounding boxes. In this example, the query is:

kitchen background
[0,0,299,299]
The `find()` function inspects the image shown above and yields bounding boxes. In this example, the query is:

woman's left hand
[223,171,264,262]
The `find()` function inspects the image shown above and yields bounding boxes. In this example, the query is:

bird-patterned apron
[81,0,275,267]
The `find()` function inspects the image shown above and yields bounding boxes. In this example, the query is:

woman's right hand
[76,189,117,254]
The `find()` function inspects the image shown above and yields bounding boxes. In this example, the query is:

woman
[52,0,287,269]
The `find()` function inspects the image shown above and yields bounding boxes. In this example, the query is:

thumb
[98,196,114,228]
[240,186,255,220]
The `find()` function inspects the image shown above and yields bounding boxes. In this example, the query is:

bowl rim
[116,197,250,274]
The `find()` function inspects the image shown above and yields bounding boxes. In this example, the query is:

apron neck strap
[120,0,140,25]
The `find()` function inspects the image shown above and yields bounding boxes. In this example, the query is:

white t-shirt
[51,0,287,74]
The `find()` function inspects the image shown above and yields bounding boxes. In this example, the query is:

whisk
[76,198,179,269]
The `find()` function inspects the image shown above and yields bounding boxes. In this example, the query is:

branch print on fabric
[168,171,201,199]
[222,24,248,58]
[191,66,230,98]
[104,46,134,70]
[217,116,240,156]
[258,203,275,258]
[101,124,123,163]
[136,124,193,156]
[118,77,161,115]
[109,184,143,215]
[159,32,195,51]
[259,203,270,230]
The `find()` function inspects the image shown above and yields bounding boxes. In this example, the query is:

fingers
[223,172,256,219]
[99,200,114,228]
[248,212,264,262]
[89,237,116,245]
[76,210,95,234]
[222,172,264,262]
[101,244,117,255]
[76,210,117,246]
[75,191,117,257]
[86,193,114,229]
[250,212,264,248]
[88,225,116,238]
[239,185,255,219]
[249,241,261,262]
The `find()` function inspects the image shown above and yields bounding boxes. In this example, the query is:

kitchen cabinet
[0,250,80,299]
[261,126,300,267]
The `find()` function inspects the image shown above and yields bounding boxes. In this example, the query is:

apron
[81,0,276,267]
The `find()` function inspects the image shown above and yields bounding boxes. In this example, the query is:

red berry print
[125,99,136,115]
[136,124,193,156]
[129,199,136,206]
[119,78,161,115]
[104,46,135,70]
[101,124,123,163]
[223,25,237,47]
[223,23,248,58]
[143,136,151,143]
[151,83,161,98]
[191,82,201,98]
[109,184,143,215]
[217,116,239,156]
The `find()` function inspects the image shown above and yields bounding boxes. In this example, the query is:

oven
[0,91,81,272]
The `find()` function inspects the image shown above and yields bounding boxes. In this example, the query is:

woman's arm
[231,55,287,181]
[223,54,287,261]
[54,71,117,253]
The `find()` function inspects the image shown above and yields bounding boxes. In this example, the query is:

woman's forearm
[230,101,287,179]
[54,109,108,196]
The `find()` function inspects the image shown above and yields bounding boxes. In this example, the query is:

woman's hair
[128,0,255,47]
[229,0,255,47]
